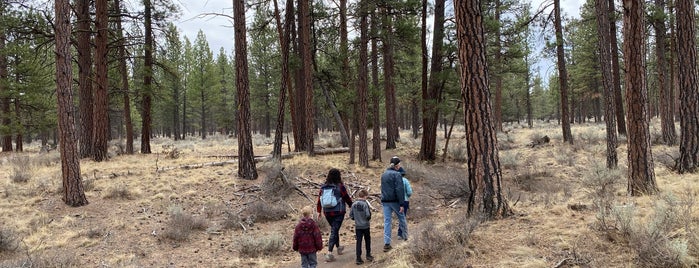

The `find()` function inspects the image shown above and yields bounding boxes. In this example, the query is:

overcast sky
[175,0,585,57]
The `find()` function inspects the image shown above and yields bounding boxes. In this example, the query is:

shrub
[103,183,134,200]
[259,162,295,200]
[500,151,520,170]
[163,205,208,241]
[554,146,575,166]
[238,234,284,258]
[582,163,622,230]
[409,215,478,264]
[10,156,33,183]
[448,142,467,163]
[428,168,469,201]
[223,210,244,230]
[0,251,78,268]
[0,228,18,252]
[628,194,692,267]
[245,201,288,223]
[161,144,181,159]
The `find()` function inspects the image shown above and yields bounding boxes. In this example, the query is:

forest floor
[0,121,698,268]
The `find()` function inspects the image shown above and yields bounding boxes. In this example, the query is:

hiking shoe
[325,253,335,262]
[366,255,374,262]
[356,258,364,265]
[383,244,392,252]
[337,246,345,255]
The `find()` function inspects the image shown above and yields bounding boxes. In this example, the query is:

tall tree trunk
[56,0,88,206]
[609,0,626,136]
[676,0,699,173]
[141,0,153,154]
[300,0,314,155]
[115,0,133,154]
[554,0,573,144]
[291,4,305,152]
[357,0,369,167]
[234,0,258,179]
[653,0,676,145]
[595,0,618,168]
[0,17,10,152]
[93,0,109,161]
[383,7,398,149]
[669,0,679,120]
[13,89,22,152]
[338,0,350,147]
[200,74,207,139]
[493,0,503,132]
[272,0,292,159]
[455,0,509,219]
[76,0,93,158]
[370,10,382,161]
[418,0,445,162]
[623,0,657,195]
[525,51,533,128]
[419,0,428,139]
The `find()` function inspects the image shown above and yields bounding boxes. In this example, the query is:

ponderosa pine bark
[0,15,10,152]
[676,0,699,173]
[595,0,618,168]
[653,0,676,146]
[609,0,626,136]
[623,0,657,195]
[92,0,109,161]
[454,0,509,219]
[554,0,573,144]
[357,0,369,167]
[76,0,93,158]
[370,10,382,161]
[115,0,133,154]
[383,6,398,149]
[234,0,258,180]
[140,0,153,154]
[56,0,88,206]
[418,0,445,162]
[271,0,292,160]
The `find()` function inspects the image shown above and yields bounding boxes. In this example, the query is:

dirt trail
[281,228,409,268]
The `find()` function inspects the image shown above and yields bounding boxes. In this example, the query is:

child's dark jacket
[292,217,323,254]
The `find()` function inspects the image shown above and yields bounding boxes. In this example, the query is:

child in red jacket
[293,206,324,268]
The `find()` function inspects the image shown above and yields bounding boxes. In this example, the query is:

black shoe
[366,255,374,262]
[356,258,364,265]
[383,244,392,252]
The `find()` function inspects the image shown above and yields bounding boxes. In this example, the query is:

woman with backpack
[316,168,353,262]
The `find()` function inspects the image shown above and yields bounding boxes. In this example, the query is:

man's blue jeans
[382,202,407,245]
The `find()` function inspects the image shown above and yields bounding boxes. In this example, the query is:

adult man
[380,156,407,252]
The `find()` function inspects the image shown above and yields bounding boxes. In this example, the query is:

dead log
[529,135,550,148]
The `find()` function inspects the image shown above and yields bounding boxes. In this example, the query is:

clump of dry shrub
[582,163,622,230]
[428,168,470,201]
[163,205,208,241]
[259,161,295,200]
[620,193,696,267]
[244,201,288,223]
[0,251,77,268]
[161,144,181,159]
[102,183,134,200]
[409,215,479,265]
[448,142,468,163]
[0,228,19,252]
[10,155,33,183]
[238,234,284,258]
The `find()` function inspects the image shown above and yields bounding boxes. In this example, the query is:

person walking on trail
[350,189,374,265]
[316,168,353,262]
[292,206,324,268]
[397,169,413,240]
[380,156,408,252]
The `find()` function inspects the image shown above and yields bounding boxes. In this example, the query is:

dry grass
[0,123,698,267]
